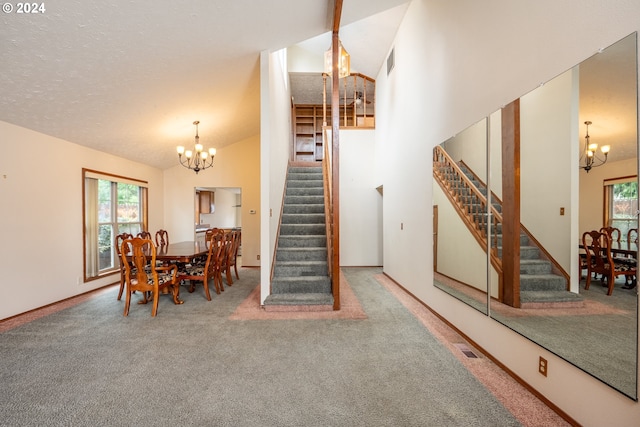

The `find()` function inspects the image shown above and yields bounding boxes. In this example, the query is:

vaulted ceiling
[0,0,409,169]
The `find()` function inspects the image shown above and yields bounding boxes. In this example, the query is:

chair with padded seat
[178,230,225,299]
[115,232,133,300]
[583,229,636,295]
[120,237,182,316]
[228,229,241,281]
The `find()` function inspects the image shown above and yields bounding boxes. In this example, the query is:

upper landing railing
[322,72,375,128]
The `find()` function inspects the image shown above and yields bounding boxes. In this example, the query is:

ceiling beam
[331,0,343,33]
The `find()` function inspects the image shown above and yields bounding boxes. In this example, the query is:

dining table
[125,240,211,302]
[155,240,210,263]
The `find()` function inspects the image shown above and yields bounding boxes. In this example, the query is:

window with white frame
[83,169,148,281]
[604,176,638,244]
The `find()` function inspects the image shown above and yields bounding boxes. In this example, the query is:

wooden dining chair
[628,228,638,251]
[229,229,241,281]
[155,229,169,247]
[583,230,636,295]
[624,228,639,288]
[178,230,225,299]
[137,231,152,240]
[115,232,133,300]
[205,228,220,246]
[600,226,622,249]
[120,237,182,316]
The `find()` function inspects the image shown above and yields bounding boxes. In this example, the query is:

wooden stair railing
[433,146,504,277]
[434,146,571,305]
[322,72,375,128]
[322,128,335,282]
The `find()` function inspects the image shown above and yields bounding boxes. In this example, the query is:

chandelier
[324,40,350,79]
[176,121,216,174]
[580,121,610,173]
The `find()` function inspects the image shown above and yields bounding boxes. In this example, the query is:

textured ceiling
[0,0,409,169]
[578,33,637,164]
[2,1,634,169]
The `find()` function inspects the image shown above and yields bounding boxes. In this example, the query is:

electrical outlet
[560,207,565,216]
[539,356,548,377]
[257,254,260,260]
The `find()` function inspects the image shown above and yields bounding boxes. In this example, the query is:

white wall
[377,0,640,425]
[0,121,164,320]
[432,183,488,292]
[339,129,383,266]
[163,135,260,267]
[520,69,576,277]
[260,48,293,303]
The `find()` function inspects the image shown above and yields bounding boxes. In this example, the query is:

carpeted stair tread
[284,204,325,214]
[274,260,328,276]
[271,275,332,294]
[520,274,567,291]
[263,292,334,306]
[278,235,327,247]
[282,213,325,224]
[520,259,553,275]
[520,290,584,307]
[280,223,326,235]
[276,247,327,261]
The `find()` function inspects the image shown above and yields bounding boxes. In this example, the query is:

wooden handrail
[433,146,503,276]
[323,128,333,281]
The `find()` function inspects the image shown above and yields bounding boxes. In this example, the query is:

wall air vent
[387,47,395,76]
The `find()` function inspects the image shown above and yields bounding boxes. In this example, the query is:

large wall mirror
[433,32,638,400]
[433,118,490,315]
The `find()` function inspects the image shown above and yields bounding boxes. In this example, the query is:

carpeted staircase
[454,162,583,308]
[263,164,333,310]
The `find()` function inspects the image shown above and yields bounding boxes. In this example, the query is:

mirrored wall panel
[434,33,638,399]
[433,118,489,315]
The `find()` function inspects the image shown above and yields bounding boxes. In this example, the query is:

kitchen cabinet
[197,191,214,214]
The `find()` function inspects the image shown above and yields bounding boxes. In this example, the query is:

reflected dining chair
[120,237,182,316]
[600,226,622,249]
[623,228,639,289]
[628,228,638,251]
[115,232,133,300]
[583,230,636,295]
[155,229,169,247]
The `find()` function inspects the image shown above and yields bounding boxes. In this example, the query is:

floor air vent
[453,343,478,358]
